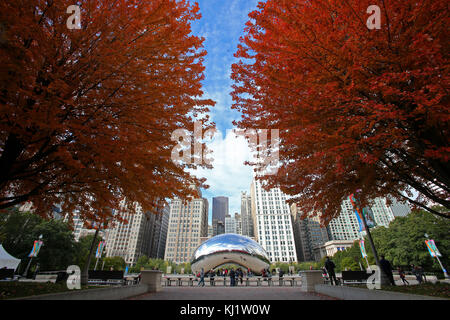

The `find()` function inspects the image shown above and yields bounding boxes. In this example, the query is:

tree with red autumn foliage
[0,0,214,223]
[232,0,449,223]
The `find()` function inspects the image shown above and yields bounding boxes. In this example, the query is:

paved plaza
[128,287,338,300]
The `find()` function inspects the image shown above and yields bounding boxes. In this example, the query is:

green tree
[74,234,103,271]
[0,208,78,272]
[367,209,450,274]
[102,257,126,271]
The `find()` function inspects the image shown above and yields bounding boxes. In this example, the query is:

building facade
[164,191,209,264]
[235,213,243,235]
[290,204,330,262]
[240,191,254,237]
[104,203,169,266]
[225,214,237,234]
[212,196,228,236]
[327,197,397,241]
[251,180,298,263]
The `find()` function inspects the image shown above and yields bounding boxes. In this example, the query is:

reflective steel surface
[191,234,270,274]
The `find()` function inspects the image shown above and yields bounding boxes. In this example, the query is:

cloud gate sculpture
[191,234,270,274]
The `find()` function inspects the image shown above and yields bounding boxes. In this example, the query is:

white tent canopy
[0,244,21,270]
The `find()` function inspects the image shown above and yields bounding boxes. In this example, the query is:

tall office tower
[290,204,329,262]
[225,214,236,234]
[104,203,167,266]
[328,197,396,241]
[164,191,209,264]
[235,213,243,235]
[251,179,298,263]
[240,191,254,237]
[147,205,170,259]
[212,196,228,236]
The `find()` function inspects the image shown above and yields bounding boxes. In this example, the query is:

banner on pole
[28,240,43,258]
[425,240,442,258]
[359,240,368,258]
[96,241,106,258]
[362,207,376,228]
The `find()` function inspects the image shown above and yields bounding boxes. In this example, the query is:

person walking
[238,268,243,285]
[229,269,236,287]
[398,267,409,285]
[324,256,338,286]
[419,266,427,283]
[198,268,205,287]
[379,255,396,286]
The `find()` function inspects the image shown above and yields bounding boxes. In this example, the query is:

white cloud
[191,129,255,220]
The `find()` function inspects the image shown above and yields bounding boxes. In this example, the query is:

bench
[34,274,58,283]
[0,269,15,280]
[341,271,371,285]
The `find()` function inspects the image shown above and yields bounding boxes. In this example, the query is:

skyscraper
[164,189,209,264]
[240,191,254,237]
[290,204,329,262]
[225,214,236,234]
[212,196,228,236]
[251,179,298,263]
[327,197,396,241]
[104,203,169,265]
[235,213,243,235]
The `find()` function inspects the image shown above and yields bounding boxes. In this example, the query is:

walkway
[127,287,337,300]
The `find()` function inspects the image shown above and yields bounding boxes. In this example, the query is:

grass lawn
[0,281,102,300]
[379,282,450,299]
[348,282,450,299]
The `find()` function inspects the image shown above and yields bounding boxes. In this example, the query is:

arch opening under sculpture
[190,234,270,274]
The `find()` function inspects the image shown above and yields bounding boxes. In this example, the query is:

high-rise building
[327,197,396,241]
[388,197,411,217]
[225,214,236,234]
[235,213,242,235]
[251,179,298,263]
[104,203,169,266]
[212,196,228,236]
[240,191,254,237]
[207,225,213,238]
[164,190,209,264]
[147,205,170,259]
[290,204,329,262]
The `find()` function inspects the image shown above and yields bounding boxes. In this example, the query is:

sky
[188,0,261,223]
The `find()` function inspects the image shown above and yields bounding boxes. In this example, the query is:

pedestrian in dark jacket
[229,269,236,287]
[379,255,396,286]
[324,257,338,286]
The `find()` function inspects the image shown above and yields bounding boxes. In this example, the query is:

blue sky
[189,0,261,223]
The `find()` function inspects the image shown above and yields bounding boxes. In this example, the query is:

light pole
[351,192,390,286]
[80,227,99,286]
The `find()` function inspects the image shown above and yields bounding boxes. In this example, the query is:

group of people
[197,267,246,287]
[323,255,429,286]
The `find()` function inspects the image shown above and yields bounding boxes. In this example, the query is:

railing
[162,275,303,287]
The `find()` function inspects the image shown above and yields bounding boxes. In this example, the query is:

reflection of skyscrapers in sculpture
[164,189,209,264]
[241,191,254,237]
[251,180,298,263]
[290,204,329,262]
[212,196,228,236]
